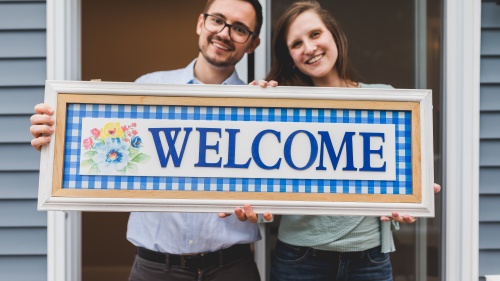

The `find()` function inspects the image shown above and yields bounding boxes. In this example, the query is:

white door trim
[47,1,81,281]
[443,0,481,280]
[47,0,482,280]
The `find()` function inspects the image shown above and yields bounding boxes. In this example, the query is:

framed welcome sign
[38,80,434,217]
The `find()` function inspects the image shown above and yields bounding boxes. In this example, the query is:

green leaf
[126,162,138,174]
[131,153,151,163]
[89,164,100,174]
[80,159,95,167]
[83,150,97,158]
[128,147,139,159]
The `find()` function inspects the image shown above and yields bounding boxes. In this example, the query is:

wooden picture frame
[38,80,434,217]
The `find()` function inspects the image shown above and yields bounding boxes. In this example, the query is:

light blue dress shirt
[126,59,261,254]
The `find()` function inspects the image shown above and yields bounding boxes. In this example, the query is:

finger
[34,103,54,115]
[31,136,51,151]
[402,215,416,224]
[30,125,54,139]
[249,80,258,86]
[243,204,258,223]
[390,212,404,223]
[380,216,391,222]
[433,183,441,193]
[262,212,273,222]
[218,212,232,218]
[269,80,278,87]
[257,80,269,88]
[30,113,55,126]
[234,207,247,222]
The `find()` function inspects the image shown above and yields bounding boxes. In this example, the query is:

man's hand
[249,80,278,88]
[219,204,273,223]
[30,103,55,151]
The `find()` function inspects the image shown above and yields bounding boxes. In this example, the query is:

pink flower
[131,130,138,136]
[131,123,137,127]
[91,128,100,138]
[83,137,93,149]
[121,125,129,131]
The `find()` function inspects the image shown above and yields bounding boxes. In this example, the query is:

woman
[265,2,401,280]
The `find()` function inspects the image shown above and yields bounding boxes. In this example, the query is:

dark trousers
[271,240,393,281]
[128,250,261,281]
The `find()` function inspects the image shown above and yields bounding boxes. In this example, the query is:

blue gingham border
[63,104,412,195]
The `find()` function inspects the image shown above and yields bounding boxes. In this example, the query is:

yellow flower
[100,122,124,139]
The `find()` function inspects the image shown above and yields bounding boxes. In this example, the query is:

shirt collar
[184,59,245,85]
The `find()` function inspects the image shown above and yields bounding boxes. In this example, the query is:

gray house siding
[0,1,47,281]
[479,0,500,279]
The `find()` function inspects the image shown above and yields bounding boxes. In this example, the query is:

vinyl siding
[0,1,47,280]
[479,0,500,279]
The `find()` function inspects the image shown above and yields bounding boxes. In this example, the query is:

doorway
[81,1,204,280]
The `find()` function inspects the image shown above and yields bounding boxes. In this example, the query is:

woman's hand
[380,183,441,223]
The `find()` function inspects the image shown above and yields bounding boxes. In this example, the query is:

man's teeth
[213,42,230,51]
[307,54,323,64]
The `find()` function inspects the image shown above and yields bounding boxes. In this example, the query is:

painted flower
[131,136,142,148]
[100,122,124,139]
[91,128,101,138]
[92,138,130,172]
[83,137,93,149]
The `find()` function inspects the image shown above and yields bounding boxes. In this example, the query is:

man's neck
[193,54,235,84]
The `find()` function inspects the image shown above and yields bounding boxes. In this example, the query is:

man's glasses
[203,13,256,44]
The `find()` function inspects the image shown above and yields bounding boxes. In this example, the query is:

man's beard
[199,35,238,68]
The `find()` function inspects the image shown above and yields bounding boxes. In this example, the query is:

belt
[136,243,251,271]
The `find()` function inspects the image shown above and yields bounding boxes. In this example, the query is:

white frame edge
[46,1,81,281]
[443,0,481,280]
[38,81,434,217]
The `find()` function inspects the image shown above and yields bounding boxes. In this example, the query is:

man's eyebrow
[211,12,251,29]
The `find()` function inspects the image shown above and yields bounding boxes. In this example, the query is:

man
[30,1,268,280]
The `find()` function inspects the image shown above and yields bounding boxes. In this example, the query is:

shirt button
[188,240,194,245]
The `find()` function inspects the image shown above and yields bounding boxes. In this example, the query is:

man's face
[196,0,260,68]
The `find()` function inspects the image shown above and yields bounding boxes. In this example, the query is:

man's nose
[218,25,232,41]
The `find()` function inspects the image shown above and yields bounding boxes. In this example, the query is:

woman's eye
[291,42,301,49]
[311,31,321,38]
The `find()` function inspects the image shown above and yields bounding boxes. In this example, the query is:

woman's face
[286,10,339,85]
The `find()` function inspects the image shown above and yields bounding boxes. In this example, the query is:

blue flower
[92,138,130,173]
[131,135,142,148]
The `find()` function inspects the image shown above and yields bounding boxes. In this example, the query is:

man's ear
[196,13,204,35]
[246,37,261,54]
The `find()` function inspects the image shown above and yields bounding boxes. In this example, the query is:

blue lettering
[359,132,386,171]
[148,128,192,168]
[195,128,222,167]
[316,131,357,171]
[224,129,251,169]
[252,129,281,170]
[284,130,318,170]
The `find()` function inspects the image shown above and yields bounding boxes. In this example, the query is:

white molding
[39,81,434,217]
[46,1,81,281]
[443,0,481,280]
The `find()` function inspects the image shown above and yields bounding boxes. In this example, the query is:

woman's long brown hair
[265,1,355,86]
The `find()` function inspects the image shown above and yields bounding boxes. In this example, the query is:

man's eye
[233,26,248,35]
[212,17,223,25]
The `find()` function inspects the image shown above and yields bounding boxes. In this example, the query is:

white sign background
[80,117,396,181]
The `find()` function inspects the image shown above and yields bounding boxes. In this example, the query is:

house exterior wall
[2,0,500,280]
[0,1,47,280]
[479,0,500,279]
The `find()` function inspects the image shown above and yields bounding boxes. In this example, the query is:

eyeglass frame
[202,13,257,44]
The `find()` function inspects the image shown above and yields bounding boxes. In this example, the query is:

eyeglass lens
[204,14,252,43]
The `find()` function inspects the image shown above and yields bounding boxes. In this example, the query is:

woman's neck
[312,70,357,88]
